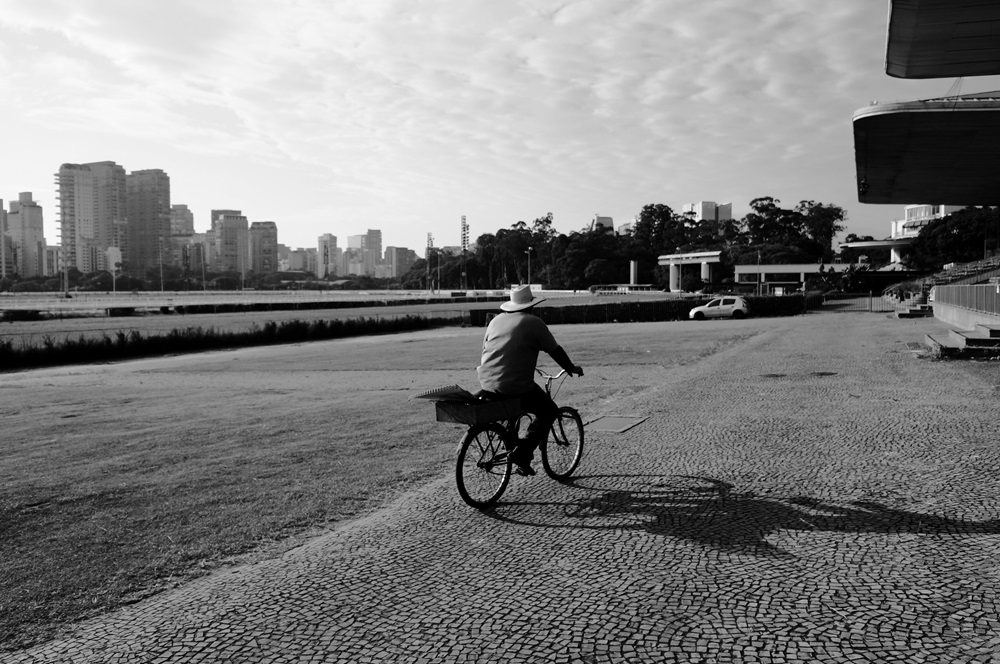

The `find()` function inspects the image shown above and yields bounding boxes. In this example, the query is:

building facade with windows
[45,245,61,277]
[592,215,613,232]
[682,201,733,222]
[384,246,418,278]
[168,204,196,269]
[210,210,249,275]
[318,233,338,278]
[365,229,382,275]
[57,161,127,273]
[287,247,318,274]
[0,202,10,278]
[840,203,967,266]
[170,204,195,235]
[126,169,171,278]
[249,221,278,274]
[341,247,364,276]
[6,192,47,277]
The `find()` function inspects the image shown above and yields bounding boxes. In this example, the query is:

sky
[3,0,1000,257]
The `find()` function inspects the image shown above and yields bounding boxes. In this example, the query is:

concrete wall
[933,302,1000,329]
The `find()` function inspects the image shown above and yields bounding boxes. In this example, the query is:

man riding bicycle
[476,285,584,476]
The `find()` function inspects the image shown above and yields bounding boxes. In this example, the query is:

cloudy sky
[2,0,998,256]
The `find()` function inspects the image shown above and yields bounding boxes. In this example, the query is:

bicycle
[451,369,584,509]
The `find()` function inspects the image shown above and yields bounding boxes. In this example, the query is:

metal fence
[934,284,1000,315]
[820,292,897,313]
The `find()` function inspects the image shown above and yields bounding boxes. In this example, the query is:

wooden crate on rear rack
[435,398,521,425]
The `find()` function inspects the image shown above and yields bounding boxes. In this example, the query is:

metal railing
[820,292,897,313]
[934,284,1000,316]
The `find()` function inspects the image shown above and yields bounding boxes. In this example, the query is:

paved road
[8,313,1000,663]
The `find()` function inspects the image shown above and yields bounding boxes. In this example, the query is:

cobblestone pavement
[8,314,1000,663]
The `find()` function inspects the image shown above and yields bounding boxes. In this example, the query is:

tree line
[399,197,847,291]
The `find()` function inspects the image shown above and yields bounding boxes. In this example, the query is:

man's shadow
[516,475,1000,558]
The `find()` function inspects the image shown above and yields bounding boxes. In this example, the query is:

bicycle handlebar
[536,367,583,380]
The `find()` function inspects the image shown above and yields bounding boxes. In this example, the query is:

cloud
[0,0,939,248]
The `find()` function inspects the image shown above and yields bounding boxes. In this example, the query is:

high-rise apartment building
[288,247,318,274]
[365,229,382,275]
[682,201,733,222]
[276,244,291,270]
[0,201,10,278]
[345,235,365,275]
[343,230,383,275]
[57,161,127,273]
[249,221,278,274]
[318,233,338,278]
[167,204,196,269]
[210,209,249,274]
[45,245,61,277]
[384,246,418,278]
[341,247,364,276]
[6,192,47,277]
[591,215,614,232]
[176,234,209,281]
[170,204,195,235]
[126,169,171,277]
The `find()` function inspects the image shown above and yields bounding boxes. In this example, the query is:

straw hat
[501,284,546,312]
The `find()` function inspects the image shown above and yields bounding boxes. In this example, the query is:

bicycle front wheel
[541,407,584,480]
[456,423,512,508]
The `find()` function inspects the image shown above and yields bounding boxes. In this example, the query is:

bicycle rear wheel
[541,407,584,480]
[456,423,512,508]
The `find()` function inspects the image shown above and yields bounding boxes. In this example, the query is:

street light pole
[526,246,532,286]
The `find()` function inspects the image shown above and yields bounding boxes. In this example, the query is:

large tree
[795,200,847,261]
[905,206,995,270]
[742,197,804,247]
[629,204,687,255]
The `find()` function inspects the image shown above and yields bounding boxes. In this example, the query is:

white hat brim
[500,297,545,312]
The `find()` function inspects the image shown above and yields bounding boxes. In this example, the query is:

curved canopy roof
[887,0,1000,78]
[853,92,1000,204]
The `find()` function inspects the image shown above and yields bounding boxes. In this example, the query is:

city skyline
[4,2,1000,256]
[4,169,413,279]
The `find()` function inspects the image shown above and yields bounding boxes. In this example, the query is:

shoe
[508,448,536,476]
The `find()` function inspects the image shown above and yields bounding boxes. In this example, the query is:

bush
[0,314,462,372]
[2,310,43,322]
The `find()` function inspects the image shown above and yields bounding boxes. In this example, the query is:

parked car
[688,296,749,320]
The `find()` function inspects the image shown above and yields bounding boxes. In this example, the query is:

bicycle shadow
[484,474,1000,558]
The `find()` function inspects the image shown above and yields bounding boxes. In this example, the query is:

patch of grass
[0,391,459,650]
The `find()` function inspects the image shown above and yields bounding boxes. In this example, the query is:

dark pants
[481,384,558,456]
